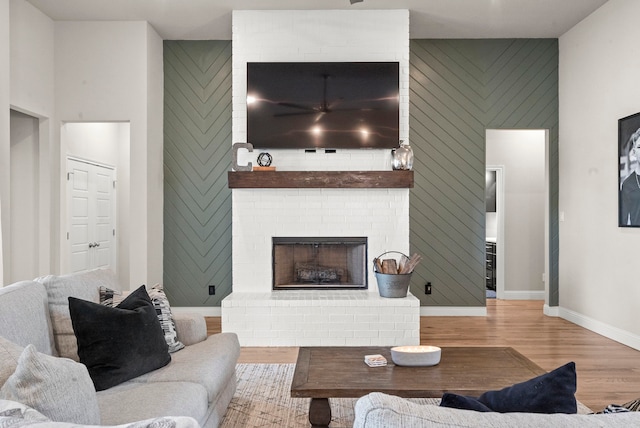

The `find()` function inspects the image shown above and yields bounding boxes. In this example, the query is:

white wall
[0,0,9,286]
[9,0,54,117]
[146,23,164,286]
[55,21,163,288]
[559,0,640,349]
[487,129,546,296]
[5,0,55,281]
[63,122,124,167]
[4,7,163,288]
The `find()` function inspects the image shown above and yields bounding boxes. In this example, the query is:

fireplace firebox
[272,237,367,290]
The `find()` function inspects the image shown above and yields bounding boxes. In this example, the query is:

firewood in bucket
[375,258,383,273]
[398,253,422,274]
[398,254,410,273]
[381,259,398,274]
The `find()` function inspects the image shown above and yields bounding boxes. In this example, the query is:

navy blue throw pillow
[440,393,493,412]
[69,285,171,391]
[440,362,577,414]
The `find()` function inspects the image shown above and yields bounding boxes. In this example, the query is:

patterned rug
[220,364,437,428]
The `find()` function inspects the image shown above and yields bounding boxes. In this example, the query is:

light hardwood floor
[206,299,640,411]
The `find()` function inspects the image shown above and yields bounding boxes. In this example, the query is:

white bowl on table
[390,345,441,367]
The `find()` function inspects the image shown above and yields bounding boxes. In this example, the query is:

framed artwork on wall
[618,112,640,227]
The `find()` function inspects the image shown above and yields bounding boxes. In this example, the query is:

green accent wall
[163,41,232,306]
[409,39,559,307]
[162,39,559,308]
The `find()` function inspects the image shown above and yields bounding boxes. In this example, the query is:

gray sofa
[0,269,240,428]
[354,392,640,427]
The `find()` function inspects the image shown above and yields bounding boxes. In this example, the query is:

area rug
[220,363,437,428]
[220,364,593,427]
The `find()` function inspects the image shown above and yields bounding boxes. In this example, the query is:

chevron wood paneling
[162,38,559,309]
[163,41,232,307]
[409,39,559,307]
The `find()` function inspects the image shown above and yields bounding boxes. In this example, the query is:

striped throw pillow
[99,284,185,353]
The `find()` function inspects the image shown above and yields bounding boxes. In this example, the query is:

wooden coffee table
[291,346,545,427]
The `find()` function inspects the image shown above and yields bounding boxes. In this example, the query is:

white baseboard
[420,306,487,316]
[172,306,221,317]
[558,306,640,351]
[543,304,560,317]
[501,290,545,300]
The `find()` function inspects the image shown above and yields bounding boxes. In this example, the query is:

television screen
[246,62,399,149]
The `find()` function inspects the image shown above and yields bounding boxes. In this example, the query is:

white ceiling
[25,0,608,40]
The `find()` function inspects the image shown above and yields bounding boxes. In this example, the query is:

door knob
[94,242,100,248]
[88,242,95,248]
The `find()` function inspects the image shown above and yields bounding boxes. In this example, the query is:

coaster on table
[364,354,387,367]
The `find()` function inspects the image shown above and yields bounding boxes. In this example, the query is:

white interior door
[67,158,116,273]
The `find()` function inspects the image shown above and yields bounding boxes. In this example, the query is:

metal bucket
[374,272,411,298]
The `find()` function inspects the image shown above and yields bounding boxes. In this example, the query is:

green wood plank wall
[163,41,232,306]
[162,39,559,308]
[409,39,559,307]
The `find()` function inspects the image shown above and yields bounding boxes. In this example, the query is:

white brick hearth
[222,290,419,347]
[222,9,419,346]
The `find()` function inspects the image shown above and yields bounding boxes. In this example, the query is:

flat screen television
[246,62,399,149]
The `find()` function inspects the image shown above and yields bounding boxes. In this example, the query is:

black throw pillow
[440,393,493,412]
[68,285,171,391]
[440,362,577,414]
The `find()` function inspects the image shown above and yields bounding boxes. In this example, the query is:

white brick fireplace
[222,9,420,346]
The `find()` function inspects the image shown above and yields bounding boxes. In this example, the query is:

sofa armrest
[173,313,207,346]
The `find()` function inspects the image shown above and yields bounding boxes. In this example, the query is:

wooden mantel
[228,170,413,189]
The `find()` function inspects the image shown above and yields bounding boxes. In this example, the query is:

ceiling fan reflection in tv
[275,74,374,120]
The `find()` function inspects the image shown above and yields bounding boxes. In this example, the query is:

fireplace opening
[272,237,367,290]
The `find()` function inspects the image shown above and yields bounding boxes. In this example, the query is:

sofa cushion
[0,336,24,387]
[100,283,185,353]
[69,286,171,391]
[132,332,240,402]
[355,392,640,428]
[0,281,57,356]
[0,399,202,428]
[97,381,209,425]
[0,345,100,425]
[440,362,577,414]
[36,268,121,361]
[172,313,208,346]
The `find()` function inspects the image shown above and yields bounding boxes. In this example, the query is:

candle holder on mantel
[392,140,414,171]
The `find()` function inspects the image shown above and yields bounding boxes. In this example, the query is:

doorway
[486,130,547,300]
[485,166,503,298]
[67,158,116,273]
[61,122,129,277]
[8,110,39,283]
